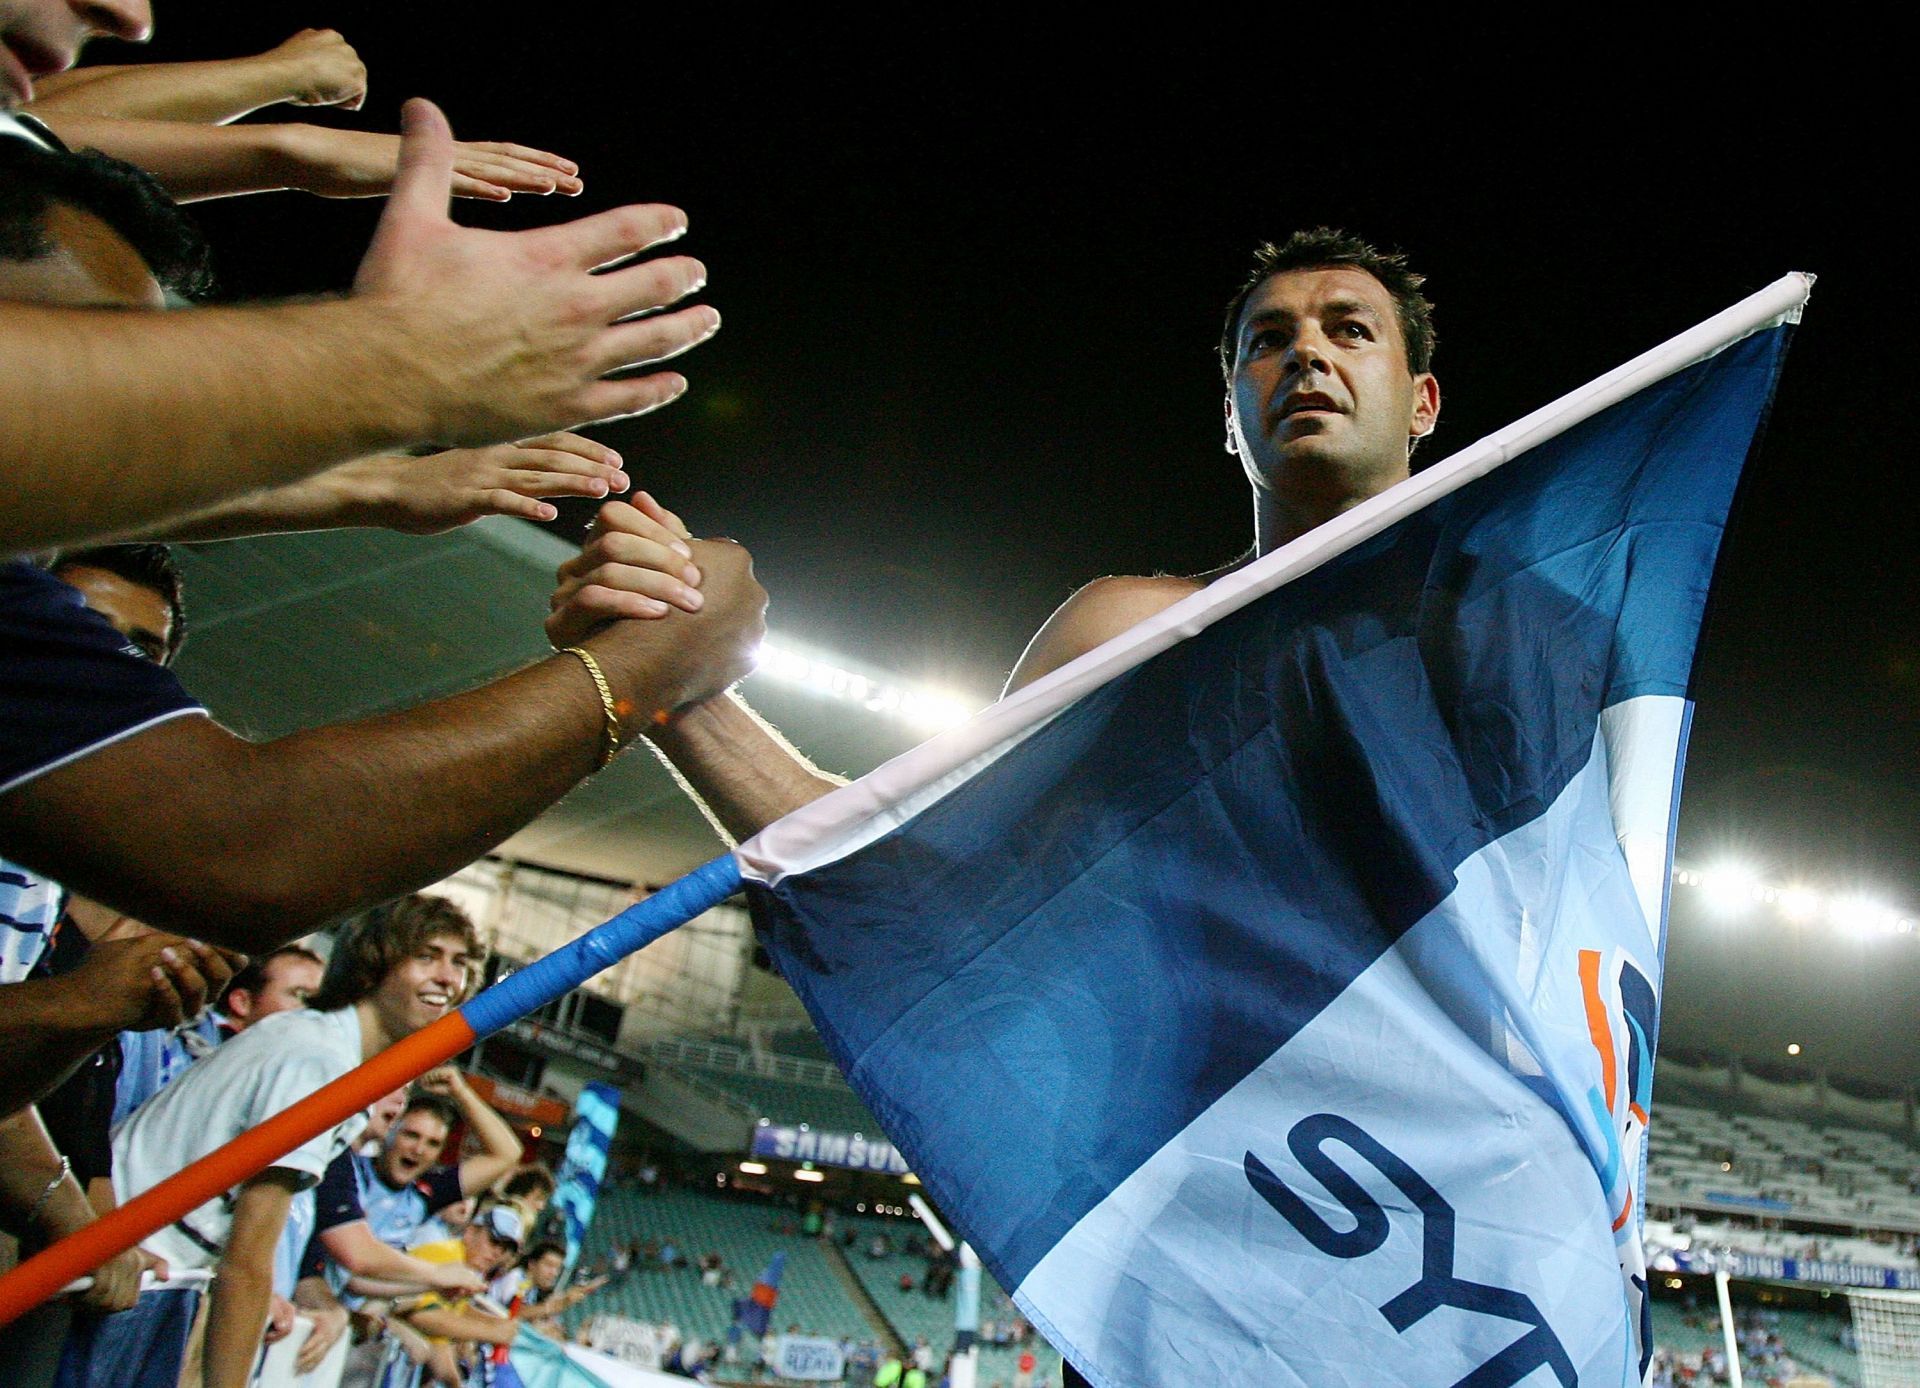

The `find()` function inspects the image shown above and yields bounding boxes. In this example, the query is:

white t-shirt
[0,856,62,983]
[113,1007,367,1270]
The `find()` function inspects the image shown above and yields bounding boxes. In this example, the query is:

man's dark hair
[523,1238,566,1266]
[218,944,325,1012]
[0,135,213,300]
[1218,227,1435,378]
[503,1164,557,1201]
[50,543,187,663]
[399,1092,462,1133]
[307,893,485,1012]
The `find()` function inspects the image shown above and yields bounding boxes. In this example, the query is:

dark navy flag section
[748,320,1793,1385]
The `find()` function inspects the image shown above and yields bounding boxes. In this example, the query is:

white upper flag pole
[1715,1267,1746,1388]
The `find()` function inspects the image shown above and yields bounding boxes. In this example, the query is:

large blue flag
[737,275,1809,1386]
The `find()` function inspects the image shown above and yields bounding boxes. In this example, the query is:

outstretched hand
[279,123,582,201]
[337,434,631,534]
[354,99,719,441]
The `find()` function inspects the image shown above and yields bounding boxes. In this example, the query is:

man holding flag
[546,232,1804,1385]
[0,231,1806,1385]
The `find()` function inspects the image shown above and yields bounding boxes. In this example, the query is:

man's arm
[0,914,240,1117]
[27,29,368,122]
[0,1109,147,1310]
[114,435,630,543]
[417,1068,523,1196]
[205,1170,301,1388]
[402,1302,520,1348]
[0,541,765,950]
[316,1220,484,1296]
[36,112,580,203]
[0,98,711,559]
[548,508,1197,846]
[519,1275,607,1321]
[643,694,843,845]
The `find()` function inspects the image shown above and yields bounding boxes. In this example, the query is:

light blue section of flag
[553,1081,620,1280]
[1016,721,1661,1386]
[742,283,1803,1386]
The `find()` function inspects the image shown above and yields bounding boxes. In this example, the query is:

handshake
[543,493,769,738]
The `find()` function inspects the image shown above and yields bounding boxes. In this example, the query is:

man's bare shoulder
[1005,573,1204,694]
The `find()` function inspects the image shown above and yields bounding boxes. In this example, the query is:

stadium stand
[566,1188,1064,1382]
[1647,1299,1861,1386]
[639,1035,889,1136]
[838,1215,1063,1384]
[1647,1099,1920,1270]
[568,1186,875,1349]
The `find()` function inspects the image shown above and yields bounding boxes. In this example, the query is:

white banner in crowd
[775,1334,849,1380]
[582,1315,676,1370]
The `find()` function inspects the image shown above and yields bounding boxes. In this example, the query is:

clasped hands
[546,493,766,726]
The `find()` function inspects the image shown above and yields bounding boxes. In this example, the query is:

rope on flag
[0,855,742,1327]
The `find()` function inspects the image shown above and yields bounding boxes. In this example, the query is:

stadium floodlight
[794,1169,825,1182]
[750,637,987,733]
[1828,894,1901,935]
[1786,1043,1801,1056]
[1699,862,1762,915]
[1777,885,1823,923]
[738,1161,768,1175]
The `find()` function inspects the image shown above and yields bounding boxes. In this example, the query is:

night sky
[81,13,1917,1063]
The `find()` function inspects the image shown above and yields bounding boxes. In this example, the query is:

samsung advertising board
[751,1124,910,1175]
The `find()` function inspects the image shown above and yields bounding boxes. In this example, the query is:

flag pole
[1715,1267,1746,1388]
[0,855,743,1328]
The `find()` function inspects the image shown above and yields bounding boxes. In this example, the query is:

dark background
[79,13,1917,1071]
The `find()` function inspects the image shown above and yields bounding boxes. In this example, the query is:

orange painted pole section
[0,1011,476,1327]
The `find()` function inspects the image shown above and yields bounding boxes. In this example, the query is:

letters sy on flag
[738,274,1810,1386]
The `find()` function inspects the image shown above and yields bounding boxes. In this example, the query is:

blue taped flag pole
[461,854,742,1037]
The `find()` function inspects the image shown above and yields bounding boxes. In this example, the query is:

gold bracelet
[561,646,621,769]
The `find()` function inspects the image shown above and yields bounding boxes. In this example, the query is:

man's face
[226,952,324,1028]
[379,1109,451,1186]
[51,562,171,663]
[463,1224,515,1275]
[531,1250,565,1291]
[0,0,150,107]
[1225,266,1440,510]
[0,201,164,310]
[366,930,473,1042]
